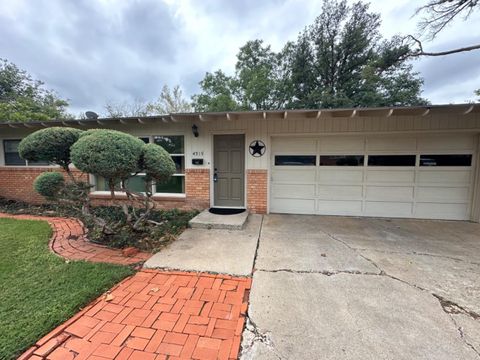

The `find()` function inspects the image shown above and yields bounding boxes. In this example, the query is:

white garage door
[270,134,477,220]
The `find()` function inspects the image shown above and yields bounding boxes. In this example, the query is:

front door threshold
[189,209,249,230]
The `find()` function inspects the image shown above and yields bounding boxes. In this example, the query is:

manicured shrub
[34,172,65,199]
[18,127,83,169]
[70,129,145,186]
[142,143,176,182]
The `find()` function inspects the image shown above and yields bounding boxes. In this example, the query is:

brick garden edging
[18,270,251,360]
[0,213,150,265]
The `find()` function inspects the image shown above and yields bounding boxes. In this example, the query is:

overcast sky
[1,0,479,115]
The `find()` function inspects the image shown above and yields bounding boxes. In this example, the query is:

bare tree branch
[415,0,479,39]
[404,35,480,57]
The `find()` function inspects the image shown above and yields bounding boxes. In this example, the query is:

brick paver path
[0,213,150,265]
[19,270,250,360]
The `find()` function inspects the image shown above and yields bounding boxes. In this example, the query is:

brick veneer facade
[184,168,210,209]
[0,167,88,204]
[246,169,268,214]
[0,167,210,211]
[1,167,268,213]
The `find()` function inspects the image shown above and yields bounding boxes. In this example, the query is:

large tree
[192,0,427,111]
[191,70,240,112]
[284,1,426,108]
[0,59,70,122]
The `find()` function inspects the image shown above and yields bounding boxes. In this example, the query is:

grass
[0,218,134,360]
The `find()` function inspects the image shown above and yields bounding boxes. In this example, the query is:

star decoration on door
[249,140,266,157]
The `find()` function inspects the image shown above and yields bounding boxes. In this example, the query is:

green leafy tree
[284,1,427,108]
[0,59,71,122]
[192,70,240,112]
[192,0,427,111]
[235,40,279,110]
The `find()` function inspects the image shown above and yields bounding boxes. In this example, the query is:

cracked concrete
[241,214,480,360]
[255,228,379,274]
[361,249,480,314]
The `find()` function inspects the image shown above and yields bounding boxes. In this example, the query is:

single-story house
[1,103,480,221]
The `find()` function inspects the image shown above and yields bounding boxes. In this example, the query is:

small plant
[71,129,176,229]
[19,127,178,242]
[33,172,65,200]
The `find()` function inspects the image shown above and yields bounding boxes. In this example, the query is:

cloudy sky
[1,0,479,115]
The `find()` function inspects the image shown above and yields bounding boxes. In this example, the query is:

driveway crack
[318,229,383,274]
[240,315,283,360]
[256,268,380,276]
[251,215,264,275]
[439,299,480,357]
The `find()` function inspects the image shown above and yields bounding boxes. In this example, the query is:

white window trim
[90,134,186,196]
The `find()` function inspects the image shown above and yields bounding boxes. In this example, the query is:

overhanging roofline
[0,103,479,129]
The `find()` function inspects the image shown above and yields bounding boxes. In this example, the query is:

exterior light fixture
[192,124,199,137]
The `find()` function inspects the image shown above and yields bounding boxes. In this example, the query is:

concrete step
[189,209,249,230]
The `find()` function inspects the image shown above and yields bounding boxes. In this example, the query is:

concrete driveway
[242,215,480,359]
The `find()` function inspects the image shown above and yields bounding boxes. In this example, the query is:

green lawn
[0,218,134,359]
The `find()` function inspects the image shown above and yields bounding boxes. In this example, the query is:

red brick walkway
[0,213,150,265]
[19,270,250,360]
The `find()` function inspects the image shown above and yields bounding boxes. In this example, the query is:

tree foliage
[141,143,176,183]
[0,59,71,122]
[71,130,145,184]
[191,71,240,112]
[18,127,83,171]
[34,172,65,200]
[192,0,427,111]
[21,127,176,232]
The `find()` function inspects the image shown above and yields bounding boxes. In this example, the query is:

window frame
[419,154,473,167]
[92,134,186,196]
[319,155,365,166]
[274,155,317,166]
[2,139,51,167]
[367,154,417,167]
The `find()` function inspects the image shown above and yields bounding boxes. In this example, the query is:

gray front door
[213,134,245,207]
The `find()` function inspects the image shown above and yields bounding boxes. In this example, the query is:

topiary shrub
[18,127,83,171]
[70,129,145,189]
[34,172,65,200]
[142,143,176,182]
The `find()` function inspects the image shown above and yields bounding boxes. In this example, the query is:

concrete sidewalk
[144,215,262,276]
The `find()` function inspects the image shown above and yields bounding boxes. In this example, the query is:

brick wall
[0,167,88,204]
[246,169,268,214]
[185,168,210,209]
[0,166,209,211]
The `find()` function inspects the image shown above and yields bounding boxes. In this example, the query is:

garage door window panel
[274,155,316,166]
[320,155,364,166]
[419,154,472,167]
[367,155,416,166]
